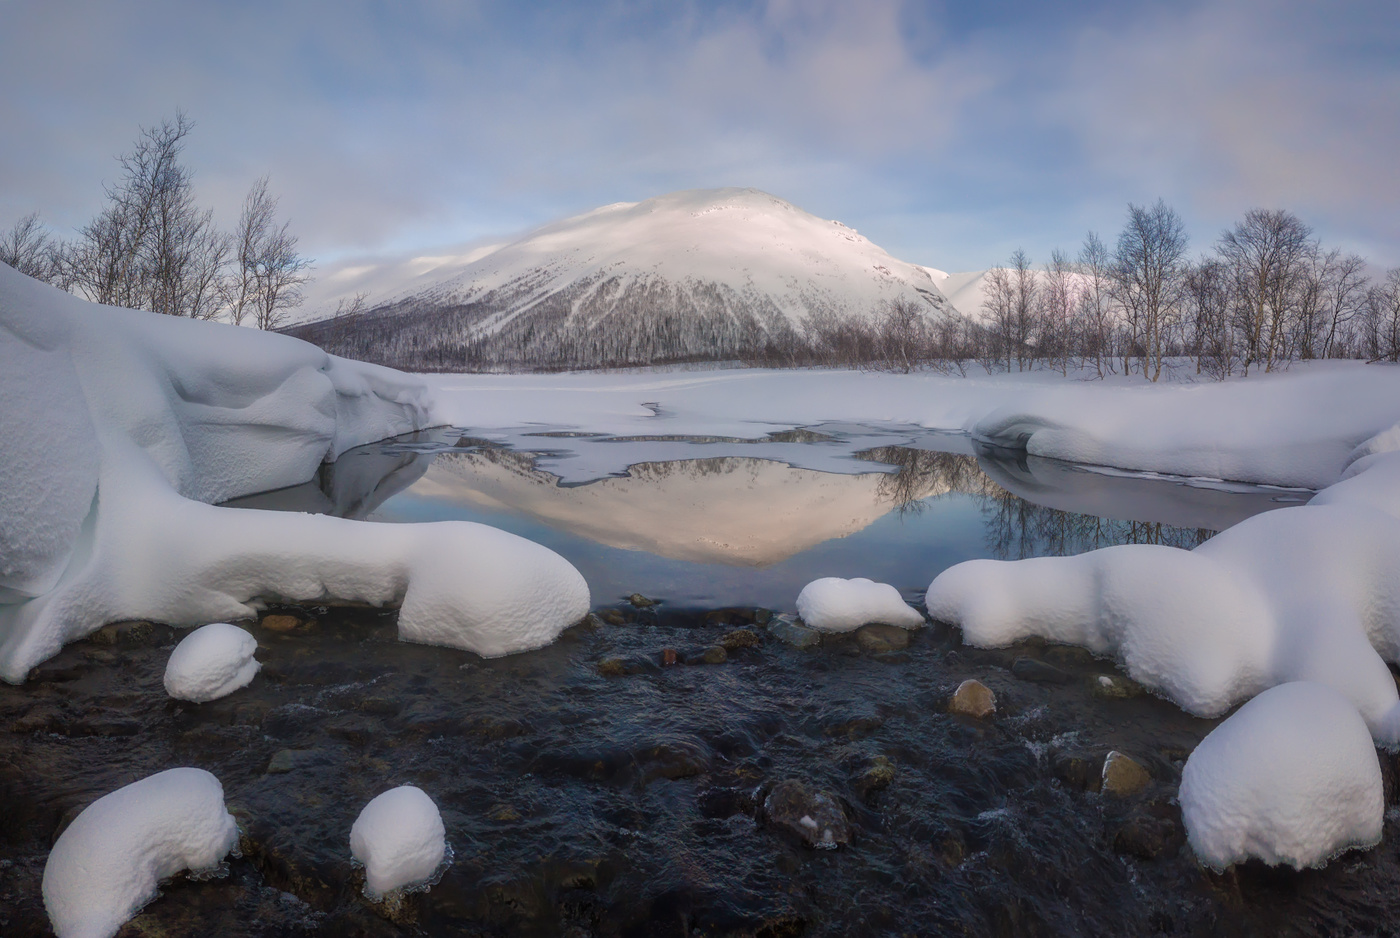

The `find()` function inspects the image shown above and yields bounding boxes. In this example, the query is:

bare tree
[1076,231,1114,378]
[0,212,59,283]
[979,266,1015,372]
[1184,258,1234,379]
[1365,268,1400,363]
[1319,251,1369,359]
[1217,208,1314,374]
[231,176,313,330]
[1008,249,1038,371]
[1114,200,1188,382]
[1040,248,1075,375]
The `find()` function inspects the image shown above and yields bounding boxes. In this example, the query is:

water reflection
[222,428,1301,606]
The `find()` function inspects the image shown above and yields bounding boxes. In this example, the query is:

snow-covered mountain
[289,188,953,370]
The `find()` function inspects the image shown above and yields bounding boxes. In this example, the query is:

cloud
[1,0,1397,274]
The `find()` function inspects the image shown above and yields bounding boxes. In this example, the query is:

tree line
[0,112,311,329]
[966,200,1399,379]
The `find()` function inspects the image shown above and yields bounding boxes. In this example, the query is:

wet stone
[853,755,897,802]
[627,593,657,608]
[763,779,851,849]
[1051,750,1101,792]
[636,738,712,783]
[949,679,996,718]
[260,614,303,632]
[1092,673,1146,699]
[600,609,627,626]
[684,645,728,665]
[1113,809,1184,861]
[487,803,522,822]
[720,628,762,651]
[597,656,658,677]
[265,748,331,774]
[766,617,822,649]
[856,623,911,653]
[1011,657,1073,684]
[1102,751,1151,797]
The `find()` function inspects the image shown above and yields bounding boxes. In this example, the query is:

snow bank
[163,623,260,702]
[43,767,238,938]
[1180,682,1383,870]
[796,577,923,632]
[350,786,448,899]
[425,361,1400,490]
[0,264,589,681]
[926,447,1400,744]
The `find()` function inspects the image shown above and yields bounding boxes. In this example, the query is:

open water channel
[5,425,1399,937]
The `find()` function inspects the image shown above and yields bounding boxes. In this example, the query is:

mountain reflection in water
[223,428,1301,608]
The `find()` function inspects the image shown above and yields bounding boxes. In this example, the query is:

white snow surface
[0,265,590,681]
[42,767,239,938]
[163,622,261,703]
[1180,682,1383,870]
[387,188,949,330]
[796,577,924,632]
[350,786,448,900]
[925,439,1400,743]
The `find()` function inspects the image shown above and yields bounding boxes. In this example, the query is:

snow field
[796,577,924,632]
[1180,682,1384,870]
[163,622,261,702]
[42,767,239,938]
[350,786,448,899]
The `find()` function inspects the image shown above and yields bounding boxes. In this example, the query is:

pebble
[948,679,996,718]
[766,617,822,649]
[763,780,851,849]
[1091,674,1145,699]
[628,593,657,608]
[856,623,911,653]
[720,629,762,651]
[853,756,896,802]
[266,748,327,774]
[1101,751,1151,796]
[260,614,302,632]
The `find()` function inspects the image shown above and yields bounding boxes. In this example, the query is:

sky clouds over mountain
[2,0,1396,283]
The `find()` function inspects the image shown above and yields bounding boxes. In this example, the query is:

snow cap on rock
[163,622,260,703]
[1180,681,1383,871]
[795,577,923,632]
[350,785,448,899]
[42,767,238,938]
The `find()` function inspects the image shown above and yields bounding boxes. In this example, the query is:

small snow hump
[1180,682,1383,872]
[350,785,448,900]
[163,622,261,703]
[43,767,239,938]
[795,577,924,633]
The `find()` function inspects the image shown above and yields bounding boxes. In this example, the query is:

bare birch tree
[1114,200,1188,382]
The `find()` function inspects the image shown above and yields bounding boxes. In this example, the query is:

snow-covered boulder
[0,263,590,681]
[163,623,260,702]
[795,577,923,632]
[42,767,239,938]
[1180,682,1383,871]
[350,785,448,899]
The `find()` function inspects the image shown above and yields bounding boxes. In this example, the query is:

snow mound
[0,264,591,680]
[1180,682,1383,871]
[926,451,1400,744]
[351,785,448,899]
[796,577,923,632]
[42,767,239,938]
[163,623,260,702]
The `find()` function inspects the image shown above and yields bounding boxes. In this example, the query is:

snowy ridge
[394,188,947,326]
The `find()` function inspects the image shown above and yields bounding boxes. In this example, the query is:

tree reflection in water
[858,444,1214,559]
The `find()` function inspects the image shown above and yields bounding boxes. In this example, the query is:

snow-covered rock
[42,767,239,938]
[0,264,591,681]
[163,623,261,702]
[350,786,448,899]
[796,577,923,632]
[1180,682,1383,871]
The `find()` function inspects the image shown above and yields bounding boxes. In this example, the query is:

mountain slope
[289,188,952,370]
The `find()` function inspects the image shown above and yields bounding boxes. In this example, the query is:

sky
[3,0,1398,309]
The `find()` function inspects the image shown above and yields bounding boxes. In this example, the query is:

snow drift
[42,767,239,938]
[0,264,589,681]
[1180,682,1384,870]
[926,428,1400,744]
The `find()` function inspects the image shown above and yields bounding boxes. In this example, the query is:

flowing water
[6,426,1399,937]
